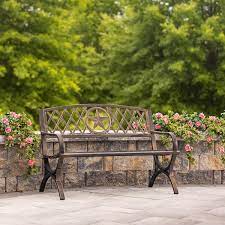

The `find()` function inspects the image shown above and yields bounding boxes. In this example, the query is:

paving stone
[1,186,225,225]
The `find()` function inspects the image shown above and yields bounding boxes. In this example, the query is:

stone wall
[0,137,225,194]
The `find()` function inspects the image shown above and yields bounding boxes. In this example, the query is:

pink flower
[209,116,217,121]
[25,137,33,144]
[218,146,225,153]
[155,124,161,130]
[20,142,26,148]
[27,120,32,126]
[155,112,163,119]
[195,121,201,127]
[206,136,213,143]
[199,113,205,119]
[1,117,9,125]
[184,144,193,152]
[188,121,193,127]
[10,112,21,119]
[173,113,180,120]
[5,127,11,133]
[163,116,169,125]
[28,159,35,167]
[6,136,14,141]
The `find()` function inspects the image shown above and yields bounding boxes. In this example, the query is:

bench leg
[39,156,65,200]
[39,157,54,192]
[148,155,178,194]
[55,156,65,200]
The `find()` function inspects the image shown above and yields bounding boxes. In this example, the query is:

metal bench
[39,104,179,200]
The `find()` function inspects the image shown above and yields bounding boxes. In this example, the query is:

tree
[0,0,86,120]
[98,0,225,114]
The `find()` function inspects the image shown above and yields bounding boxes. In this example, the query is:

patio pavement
[1,185,225,225]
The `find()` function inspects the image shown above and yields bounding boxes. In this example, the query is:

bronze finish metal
[39,104,179,200]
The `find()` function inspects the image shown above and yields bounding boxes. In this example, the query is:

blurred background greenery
[0,0,224,123]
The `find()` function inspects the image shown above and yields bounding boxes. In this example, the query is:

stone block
[189,154,200,171]
[128,141,136,151]
[63,158,77,173]
[0,147,7,169]
[177,171,213,184]
[87,141,105,152]
[200,155,224,170]
[86,171,106,186]
[64,172,85,188]
[0,169,9,177]
[104,171,127,186]
[213,170,222,184]
[78,157,103,172]
[103,156,113,171]
[174,154,189,171]
[136,170,148,185]
[113,156,153,171]
[192,141,214,155]
[137,141,151,151]
[105,141,128,152]
[66,141,87,153]
[126,170,136,185]
[0,177,5,193]
[46,142,54,156]
[5,177,17,192]
[17,175,42,192]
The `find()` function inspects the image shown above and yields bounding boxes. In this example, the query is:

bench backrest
[39,104,154,136]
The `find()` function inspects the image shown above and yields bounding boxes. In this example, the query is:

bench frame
[39,104,179,200]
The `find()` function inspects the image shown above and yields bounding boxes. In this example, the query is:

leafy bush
[0,112,40,175]
[153,111,225,164]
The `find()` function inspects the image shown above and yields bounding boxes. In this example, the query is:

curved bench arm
[41,132,65,155]
[150,130,179,152]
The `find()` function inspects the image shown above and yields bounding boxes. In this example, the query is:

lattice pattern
[41,104,150,134]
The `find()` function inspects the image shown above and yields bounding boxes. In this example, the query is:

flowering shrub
[153,111,225,164]
[0,112,40,175]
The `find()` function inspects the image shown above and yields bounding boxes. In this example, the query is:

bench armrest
[150,130,178,152]
[41,132,65,154]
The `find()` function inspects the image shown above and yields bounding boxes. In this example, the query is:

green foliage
[0,112,40,175]
[0,0,87,120]
[153,111,225,164]
[0,0,225,123]
[98,0,225,114]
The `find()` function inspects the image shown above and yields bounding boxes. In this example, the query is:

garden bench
[39,104,179,200]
